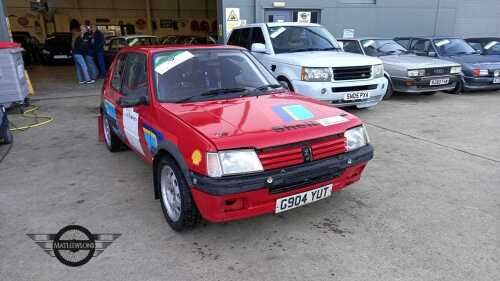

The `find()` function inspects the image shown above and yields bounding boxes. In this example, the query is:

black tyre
[383,79,394,100]
[2,129,12,145]
[102,115,124,152]
[444,79,463,94]
[278,77,294,91]
[156,155,200,231]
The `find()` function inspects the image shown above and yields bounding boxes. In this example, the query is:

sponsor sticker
[143,125,163,153]
[104,100,116,119]
[273,104,314,123]
[316,116,349,127]
[191,150,202,166]
[154,51,194,75]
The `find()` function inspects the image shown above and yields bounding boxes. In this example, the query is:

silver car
[339,38,462,99]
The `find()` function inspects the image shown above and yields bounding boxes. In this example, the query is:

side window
[250,27,265,45]
[411,39,431,52]
[111,54,127,91]
[121,53,148,97]
[342,41,364,54]
[227,29,241,46]
[395,39,410,49]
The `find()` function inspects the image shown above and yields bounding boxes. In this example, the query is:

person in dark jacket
[72,28,94,84]
[82,26,98,81]
[90,24,107,78]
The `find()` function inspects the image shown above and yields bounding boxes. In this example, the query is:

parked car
[465,38,500,58]
[339,38,462,97]
[395,37,500,92]
[161,35,217,45]
[12,31,42,65]
[104,35,160,66]
[41,32,73,65]
[99,45,373,230]
[227,23,388,108]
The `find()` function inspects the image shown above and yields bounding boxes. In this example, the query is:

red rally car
[98,45,373,231]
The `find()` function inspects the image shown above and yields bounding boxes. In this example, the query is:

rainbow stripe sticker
[273,104,314,123]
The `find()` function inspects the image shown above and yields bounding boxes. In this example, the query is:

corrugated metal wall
[220,0,500,38]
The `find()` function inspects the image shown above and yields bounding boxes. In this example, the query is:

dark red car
[99,45,373,231]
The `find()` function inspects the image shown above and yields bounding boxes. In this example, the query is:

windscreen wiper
[200,87,249,96]
[256,84,283,91]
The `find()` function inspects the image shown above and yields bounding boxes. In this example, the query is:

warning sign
[225,8,241,38]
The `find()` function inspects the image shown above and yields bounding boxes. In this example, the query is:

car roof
[466,37,500,41]
[121,44,245,54]
[339,37,392,41]
[114,35,159,39]
[394,36,461,40]
[236,22,322,29]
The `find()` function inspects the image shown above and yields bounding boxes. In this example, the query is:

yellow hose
[9,106,54,131]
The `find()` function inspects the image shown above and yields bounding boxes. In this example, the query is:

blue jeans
[85,55,98,80]
[74,54,90,82]
[95,51,106,77]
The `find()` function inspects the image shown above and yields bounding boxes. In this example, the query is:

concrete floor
[1,65,499,281]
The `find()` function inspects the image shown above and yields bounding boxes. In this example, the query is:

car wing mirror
[337,41,344,51]
[118,95,149,108]
[251,43,269,54]
[428,51,437,57]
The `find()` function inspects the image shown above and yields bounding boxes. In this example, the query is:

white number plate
[430,78,450,86]
[344,92,370,101]
[493,77,500,84]
[275,184,333,213]
[53,55,68,59]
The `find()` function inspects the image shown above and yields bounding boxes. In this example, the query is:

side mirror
[337,41,344,51]
[118,95,149,108]
[428,51,437,57]
[279,81,289,90]
[251,43,268,54]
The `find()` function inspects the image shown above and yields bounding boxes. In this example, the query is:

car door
[114,52,152,157]
[103,53,127,141]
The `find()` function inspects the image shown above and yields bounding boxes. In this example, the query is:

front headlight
[301,67,332,82]
[372,64,384,78]
[408,69,426,77]
[450,66,462,74]
[345,126,369,151]
[206,149,263,177]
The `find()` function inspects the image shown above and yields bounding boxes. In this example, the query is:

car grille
[425,67,451,76]
[332,66,372,81]
[257,135,346,171]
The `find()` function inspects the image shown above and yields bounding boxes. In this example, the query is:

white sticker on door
[123,107,145,155]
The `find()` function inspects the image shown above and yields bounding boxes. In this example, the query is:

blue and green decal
[272,104,314,123]
[143,125,163,153]
[104,100,116,120]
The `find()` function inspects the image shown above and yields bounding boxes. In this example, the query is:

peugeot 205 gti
[99,45,373,231]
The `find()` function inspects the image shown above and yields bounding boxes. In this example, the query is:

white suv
[227,23,388,108]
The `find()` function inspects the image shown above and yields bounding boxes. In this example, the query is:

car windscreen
[153,49,280,103]
[482,40,500,55]
[361,39,408,56]
[267,26,341,54]
[45,37,72,50]
[433,38,476,56]
[127,37,158,46]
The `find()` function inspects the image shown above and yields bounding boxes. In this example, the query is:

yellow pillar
[145,0,152,34]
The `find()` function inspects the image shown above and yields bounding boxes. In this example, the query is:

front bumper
[392,75,460,93]
[463,75,500,91]
[190,144,373,222]
[291,77,388,108]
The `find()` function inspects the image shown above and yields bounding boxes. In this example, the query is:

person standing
[72,29,94,84]
[91,24,106,78]
[81,25,98,81]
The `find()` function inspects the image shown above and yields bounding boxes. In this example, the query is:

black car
[395,36,500,92]
[465,38,500,58]
[12,31,42,65]
[41,33,73,65]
